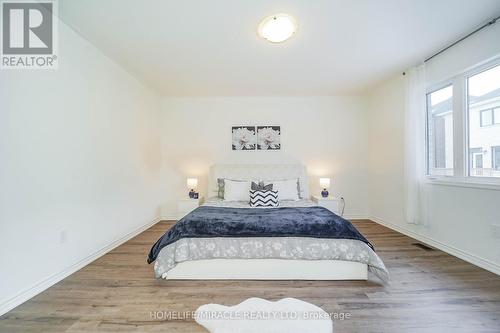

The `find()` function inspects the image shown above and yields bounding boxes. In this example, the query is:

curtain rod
[424,15,500,63]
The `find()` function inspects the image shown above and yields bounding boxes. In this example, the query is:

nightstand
[311,195,340,215]
[177,197,203,220]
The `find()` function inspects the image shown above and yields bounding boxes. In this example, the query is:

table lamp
[319,178,330,198]
[187,178,198,198]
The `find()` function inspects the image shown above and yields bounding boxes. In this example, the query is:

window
[467,63,500,178]
[425,59,500,182]
[427,85,453,176]
[479,107,500,127]
[493,146,500,171]
[480,109,493,127]
[470,147,483,167]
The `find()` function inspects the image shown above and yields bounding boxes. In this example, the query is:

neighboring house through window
[468,63,500,178]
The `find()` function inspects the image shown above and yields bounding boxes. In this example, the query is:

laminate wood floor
[1,220,499,333]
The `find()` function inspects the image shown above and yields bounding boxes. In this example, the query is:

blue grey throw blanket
[148,206,374,264]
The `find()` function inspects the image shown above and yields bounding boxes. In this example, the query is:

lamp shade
[319,178,330,189]
[187,178,198,189]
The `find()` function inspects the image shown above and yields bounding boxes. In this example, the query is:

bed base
[163,259,368,280]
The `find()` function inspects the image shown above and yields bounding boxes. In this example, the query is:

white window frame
[479,108,494,127]
[425,56,500,189]
[495,107,500,125]
[425,82,454,176]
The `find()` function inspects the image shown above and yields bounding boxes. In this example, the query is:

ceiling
[60,0,500,96]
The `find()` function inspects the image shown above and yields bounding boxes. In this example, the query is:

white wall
[367,22,500,274]
[0,20,162,313]
[160,96,370,218]
[367,76,406,226]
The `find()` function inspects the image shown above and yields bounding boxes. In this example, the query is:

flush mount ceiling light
[258,14,297,43]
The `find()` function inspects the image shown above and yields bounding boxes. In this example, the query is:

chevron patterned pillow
[249,190,279,207]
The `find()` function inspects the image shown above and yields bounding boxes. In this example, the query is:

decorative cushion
[269,179,300,201]
[224,180,252,201]
[251,181,273,191]
[219,179,266,199]
[249,190,279,207]
[217,178,225,198]
[195,297,333,333]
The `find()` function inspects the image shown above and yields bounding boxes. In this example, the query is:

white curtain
[404,64,427,225]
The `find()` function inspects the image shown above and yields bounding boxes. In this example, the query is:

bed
[148,164,388,282]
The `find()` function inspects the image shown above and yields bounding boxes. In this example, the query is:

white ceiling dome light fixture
[258,13,297,43]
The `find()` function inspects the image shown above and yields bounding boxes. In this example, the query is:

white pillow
[224,179,252,202]
[269,179,300,201]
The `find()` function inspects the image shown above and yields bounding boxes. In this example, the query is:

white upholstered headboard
[208,164,309,199]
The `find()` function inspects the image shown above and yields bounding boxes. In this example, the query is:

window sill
[424,176,500,191]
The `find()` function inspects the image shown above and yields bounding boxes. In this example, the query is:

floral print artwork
[232,126,256,150]
[231,126,281,151]
[257,126,281,150]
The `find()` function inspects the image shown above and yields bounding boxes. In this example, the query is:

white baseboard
[370,215,500,276]
[0,217,161,316]
[160,214,177,221]
[343,214,370,220]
